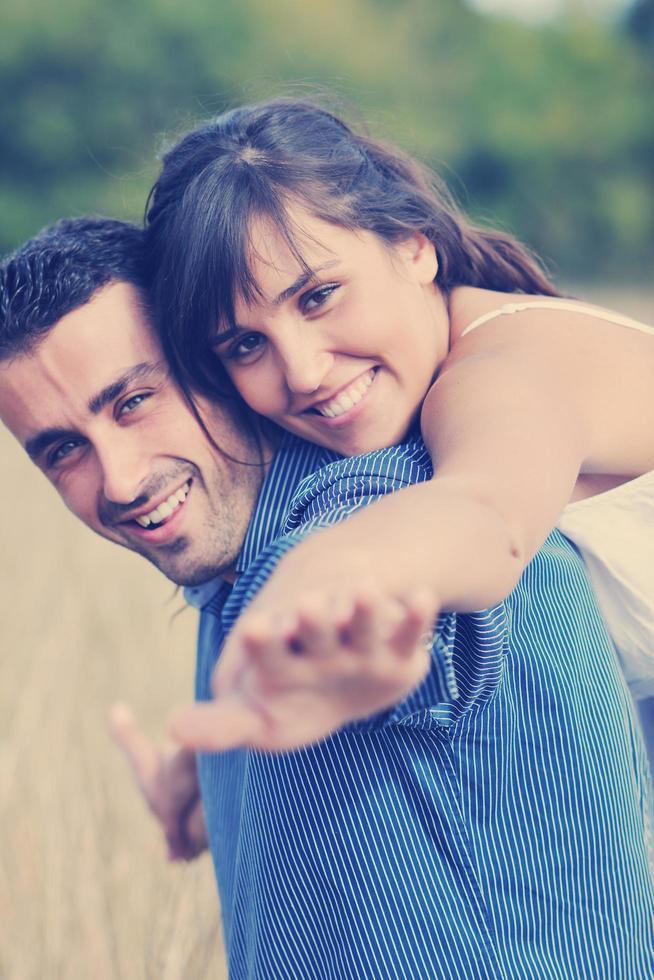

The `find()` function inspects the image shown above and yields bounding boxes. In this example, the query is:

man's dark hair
[0,217,147,361]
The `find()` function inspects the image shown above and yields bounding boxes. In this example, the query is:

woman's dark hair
[145,96,560,397]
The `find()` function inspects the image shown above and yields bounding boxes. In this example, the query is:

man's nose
[97,438,150,506]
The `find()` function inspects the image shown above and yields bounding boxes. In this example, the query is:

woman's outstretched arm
[234,310,592,624]
[170,308,650,750]
[246,303,646,619]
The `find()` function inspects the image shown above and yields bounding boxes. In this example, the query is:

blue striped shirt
[185,435,654,979]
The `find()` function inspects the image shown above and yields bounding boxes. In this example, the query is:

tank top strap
[459,298,654,340]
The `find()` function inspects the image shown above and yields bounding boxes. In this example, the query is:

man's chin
[120,535,225,587]
[163,563,231,588]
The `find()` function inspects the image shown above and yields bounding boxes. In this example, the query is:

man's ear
[395,232,439,284]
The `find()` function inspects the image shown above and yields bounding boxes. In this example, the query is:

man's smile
[130,479,191,528]
[116,478,193,544]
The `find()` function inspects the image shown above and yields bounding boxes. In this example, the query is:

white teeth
[134,480,190,527]
[315,370,374,419]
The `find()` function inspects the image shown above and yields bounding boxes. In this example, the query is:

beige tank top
[460,298,654,699]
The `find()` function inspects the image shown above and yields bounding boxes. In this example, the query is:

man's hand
[169,587,437,754]
[109,703,207,860]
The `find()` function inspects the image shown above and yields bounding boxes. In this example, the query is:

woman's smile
[305,367,376,421]
[217,206,447,456]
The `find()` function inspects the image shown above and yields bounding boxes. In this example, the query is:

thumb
[169,699,264,753]
[109,702,161,794]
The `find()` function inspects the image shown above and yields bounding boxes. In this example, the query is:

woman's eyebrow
[213,261,342,345]
[273,260,340,306]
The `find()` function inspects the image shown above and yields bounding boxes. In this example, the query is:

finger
[109,702,160,791]
[185,799,208,854]
[165,803,206,862]
[243,623,340,690]
[388,595,435,659]
[336,593,380,652]
[157,768,204,860]
[213,613,281,692]
[215,620,319,697]
[169,800,208,861]
[388,607,433,659]
[337,588,410,654]
[388,616,429,659]
[169,699,266,753]
[287,602,339,659]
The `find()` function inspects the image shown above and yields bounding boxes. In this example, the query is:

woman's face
[212,206,449,456]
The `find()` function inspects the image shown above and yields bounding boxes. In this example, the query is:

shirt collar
[235,432,337,572]
[183,577,231,611]
[184,433,337,611]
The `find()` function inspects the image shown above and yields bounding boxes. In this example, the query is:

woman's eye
[301,284,338,314]
[225,333,266,362]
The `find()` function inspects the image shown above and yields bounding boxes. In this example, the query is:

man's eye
[301,284,338,314]
[224,333,266,362]
[47,440,84,467]
[118,393,150,416]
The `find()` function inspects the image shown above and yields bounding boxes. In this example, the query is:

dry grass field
[0,287,651,979]
[0,435,227,978]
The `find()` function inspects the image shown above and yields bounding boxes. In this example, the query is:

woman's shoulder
[447,286,536,343]
[438,286,654,476]
[448,286,654,347]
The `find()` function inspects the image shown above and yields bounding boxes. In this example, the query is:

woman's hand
[169,586,437,753]
[109,703,207,860]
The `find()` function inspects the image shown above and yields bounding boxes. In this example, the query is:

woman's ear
[396,232,439,284]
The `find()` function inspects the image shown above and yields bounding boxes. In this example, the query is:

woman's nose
[278,338,334,396]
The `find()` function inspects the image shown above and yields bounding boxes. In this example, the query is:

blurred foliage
[0,0,652,280]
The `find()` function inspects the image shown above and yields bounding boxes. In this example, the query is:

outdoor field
[0,286,651,978]
[0,434,226,977]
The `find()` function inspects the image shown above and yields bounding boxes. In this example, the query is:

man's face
[0,281,264,586]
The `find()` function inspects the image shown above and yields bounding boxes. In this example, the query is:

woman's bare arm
[169,308,653,749]
[226,305,654,617]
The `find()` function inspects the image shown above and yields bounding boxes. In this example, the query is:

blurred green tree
[0,0,651,280]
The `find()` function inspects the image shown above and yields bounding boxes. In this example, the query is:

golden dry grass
[0,286,651,978]
[0,429,227,979]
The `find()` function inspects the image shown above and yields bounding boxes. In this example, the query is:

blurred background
[2,0,653,280]
[0,0,652,977]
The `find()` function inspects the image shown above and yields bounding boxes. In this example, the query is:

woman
[144,97,654,748]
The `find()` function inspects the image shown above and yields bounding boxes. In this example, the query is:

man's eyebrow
[87,362,162,415]
[25,427,81,462]
[24,362,164,461]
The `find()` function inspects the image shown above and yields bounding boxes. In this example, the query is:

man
[1,218,652,979]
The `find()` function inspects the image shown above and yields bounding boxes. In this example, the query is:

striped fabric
[185,435,654,979]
